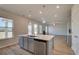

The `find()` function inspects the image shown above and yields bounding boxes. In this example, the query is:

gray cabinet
[28,38,34,53]
[19,37,24,48]
[23,37,28,50]
[34,38,53,55]
[19,35,54,55]
[19,37,34,53]
[34,39,47,55]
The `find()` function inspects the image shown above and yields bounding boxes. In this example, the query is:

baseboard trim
[0,43,18,50]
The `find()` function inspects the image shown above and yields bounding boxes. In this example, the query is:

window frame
[34,23,38,35]
[28,22,32,35]
[0,18,13,39]
[39,25,42,34]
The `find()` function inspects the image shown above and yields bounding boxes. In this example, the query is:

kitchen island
[19,34,54,55]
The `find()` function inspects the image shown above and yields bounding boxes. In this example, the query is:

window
[39,25,42,34]
[0,17,13,39]
[28,22,32,35]
[34,24,38,35]
[45,26,48,34]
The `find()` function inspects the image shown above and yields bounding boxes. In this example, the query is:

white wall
[71,5,79,54]
[48,23,67,35]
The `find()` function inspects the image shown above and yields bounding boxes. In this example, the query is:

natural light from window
[34,24,38,35]
[39,25,42,34]
[0,17,13,39]
[28,22,32,35]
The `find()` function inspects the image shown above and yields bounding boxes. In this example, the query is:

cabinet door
[28,38,34,53]
[19,37,24,48]
[23,37,28,50]
[34,39,47,55]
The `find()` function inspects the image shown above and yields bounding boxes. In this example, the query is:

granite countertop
[19,34,55,41]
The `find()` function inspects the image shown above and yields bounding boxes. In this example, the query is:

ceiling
[0,4,73,24]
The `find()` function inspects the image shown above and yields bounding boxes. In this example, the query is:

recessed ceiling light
[42,20,46,23]
[56,5,60,8]
[54,14,57,17]
[40,11,42,14]
[28,14,31,17]
[53,23,56,26]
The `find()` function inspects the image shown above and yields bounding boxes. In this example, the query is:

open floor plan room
[0,4,79,55]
